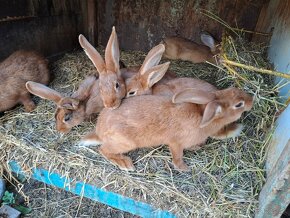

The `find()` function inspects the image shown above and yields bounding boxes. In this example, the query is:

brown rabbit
[125,45,242,140]
[162,32,220,64]
[79,27,126,109]
[82,87,253,171]
[0,50,50,112]
[26,76,102,133]
[127,76,244,140]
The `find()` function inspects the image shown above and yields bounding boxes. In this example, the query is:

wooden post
[87,0,97,46]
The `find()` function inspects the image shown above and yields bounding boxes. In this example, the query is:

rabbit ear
[172,88,215,104]
[71,76,96,100]
[142,62,170,88]
[79,34,106,74]
[59,98,80,110]
[200,33,216,53]
[139,44,165,75]
[200,101,222,128]
[26,81,63,104]
[105,26,120,73]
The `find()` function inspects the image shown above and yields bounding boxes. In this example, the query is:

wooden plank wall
[0,0,87,60]
[97,0,268,52]
[0,0,270,58]
[255,0,290,173]
[253,0,290,42]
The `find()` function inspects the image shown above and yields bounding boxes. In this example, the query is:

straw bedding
[0,35,287,217]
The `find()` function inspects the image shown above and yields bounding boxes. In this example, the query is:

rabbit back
[97,89,253,148]
[152,77,217,97]
[96,95,205,149]
[162,36,216,64]
[0,50,49,112]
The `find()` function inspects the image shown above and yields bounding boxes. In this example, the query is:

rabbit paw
[24,101,36,112]
[174,161,190,172]
[117,158,135,171]
[99,148,135,171]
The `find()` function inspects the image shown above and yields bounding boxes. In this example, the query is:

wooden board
[97,0,268,51]
[9,161,176,218]
[0,0,85,60]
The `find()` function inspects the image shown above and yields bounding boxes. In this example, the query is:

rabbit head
[173,87,253,128]
[26,81,86,133]
[79,27,125,109]
[125,44,170,97]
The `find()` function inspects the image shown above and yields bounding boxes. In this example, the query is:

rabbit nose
[104,99,117,108]
[57,125,70,134]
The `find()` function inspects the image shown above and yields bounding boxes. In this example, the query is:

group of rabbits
[1,27,253,172]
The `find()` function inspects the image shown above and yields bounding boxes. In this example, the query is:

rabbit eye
[128,91,136,96]
[64,113,72,122]
[115,82,120,89]
[234,101,244,109]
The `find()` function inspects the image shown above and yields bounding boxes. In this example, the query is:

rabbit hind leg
[20,93,36,112]
[99,143,135,171]
[169,143,189,172]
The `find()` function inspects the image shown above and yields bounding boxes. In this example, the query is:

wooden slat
[9,161,176,218]
[0,0,84,60]
[87,0,97,46]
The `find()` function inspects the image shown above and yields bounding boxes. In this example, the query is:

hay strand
[222,58,290,79]
[200,9,270,37]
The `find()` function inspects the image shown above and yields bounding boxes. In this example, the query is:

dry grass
[0,35,288,217]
